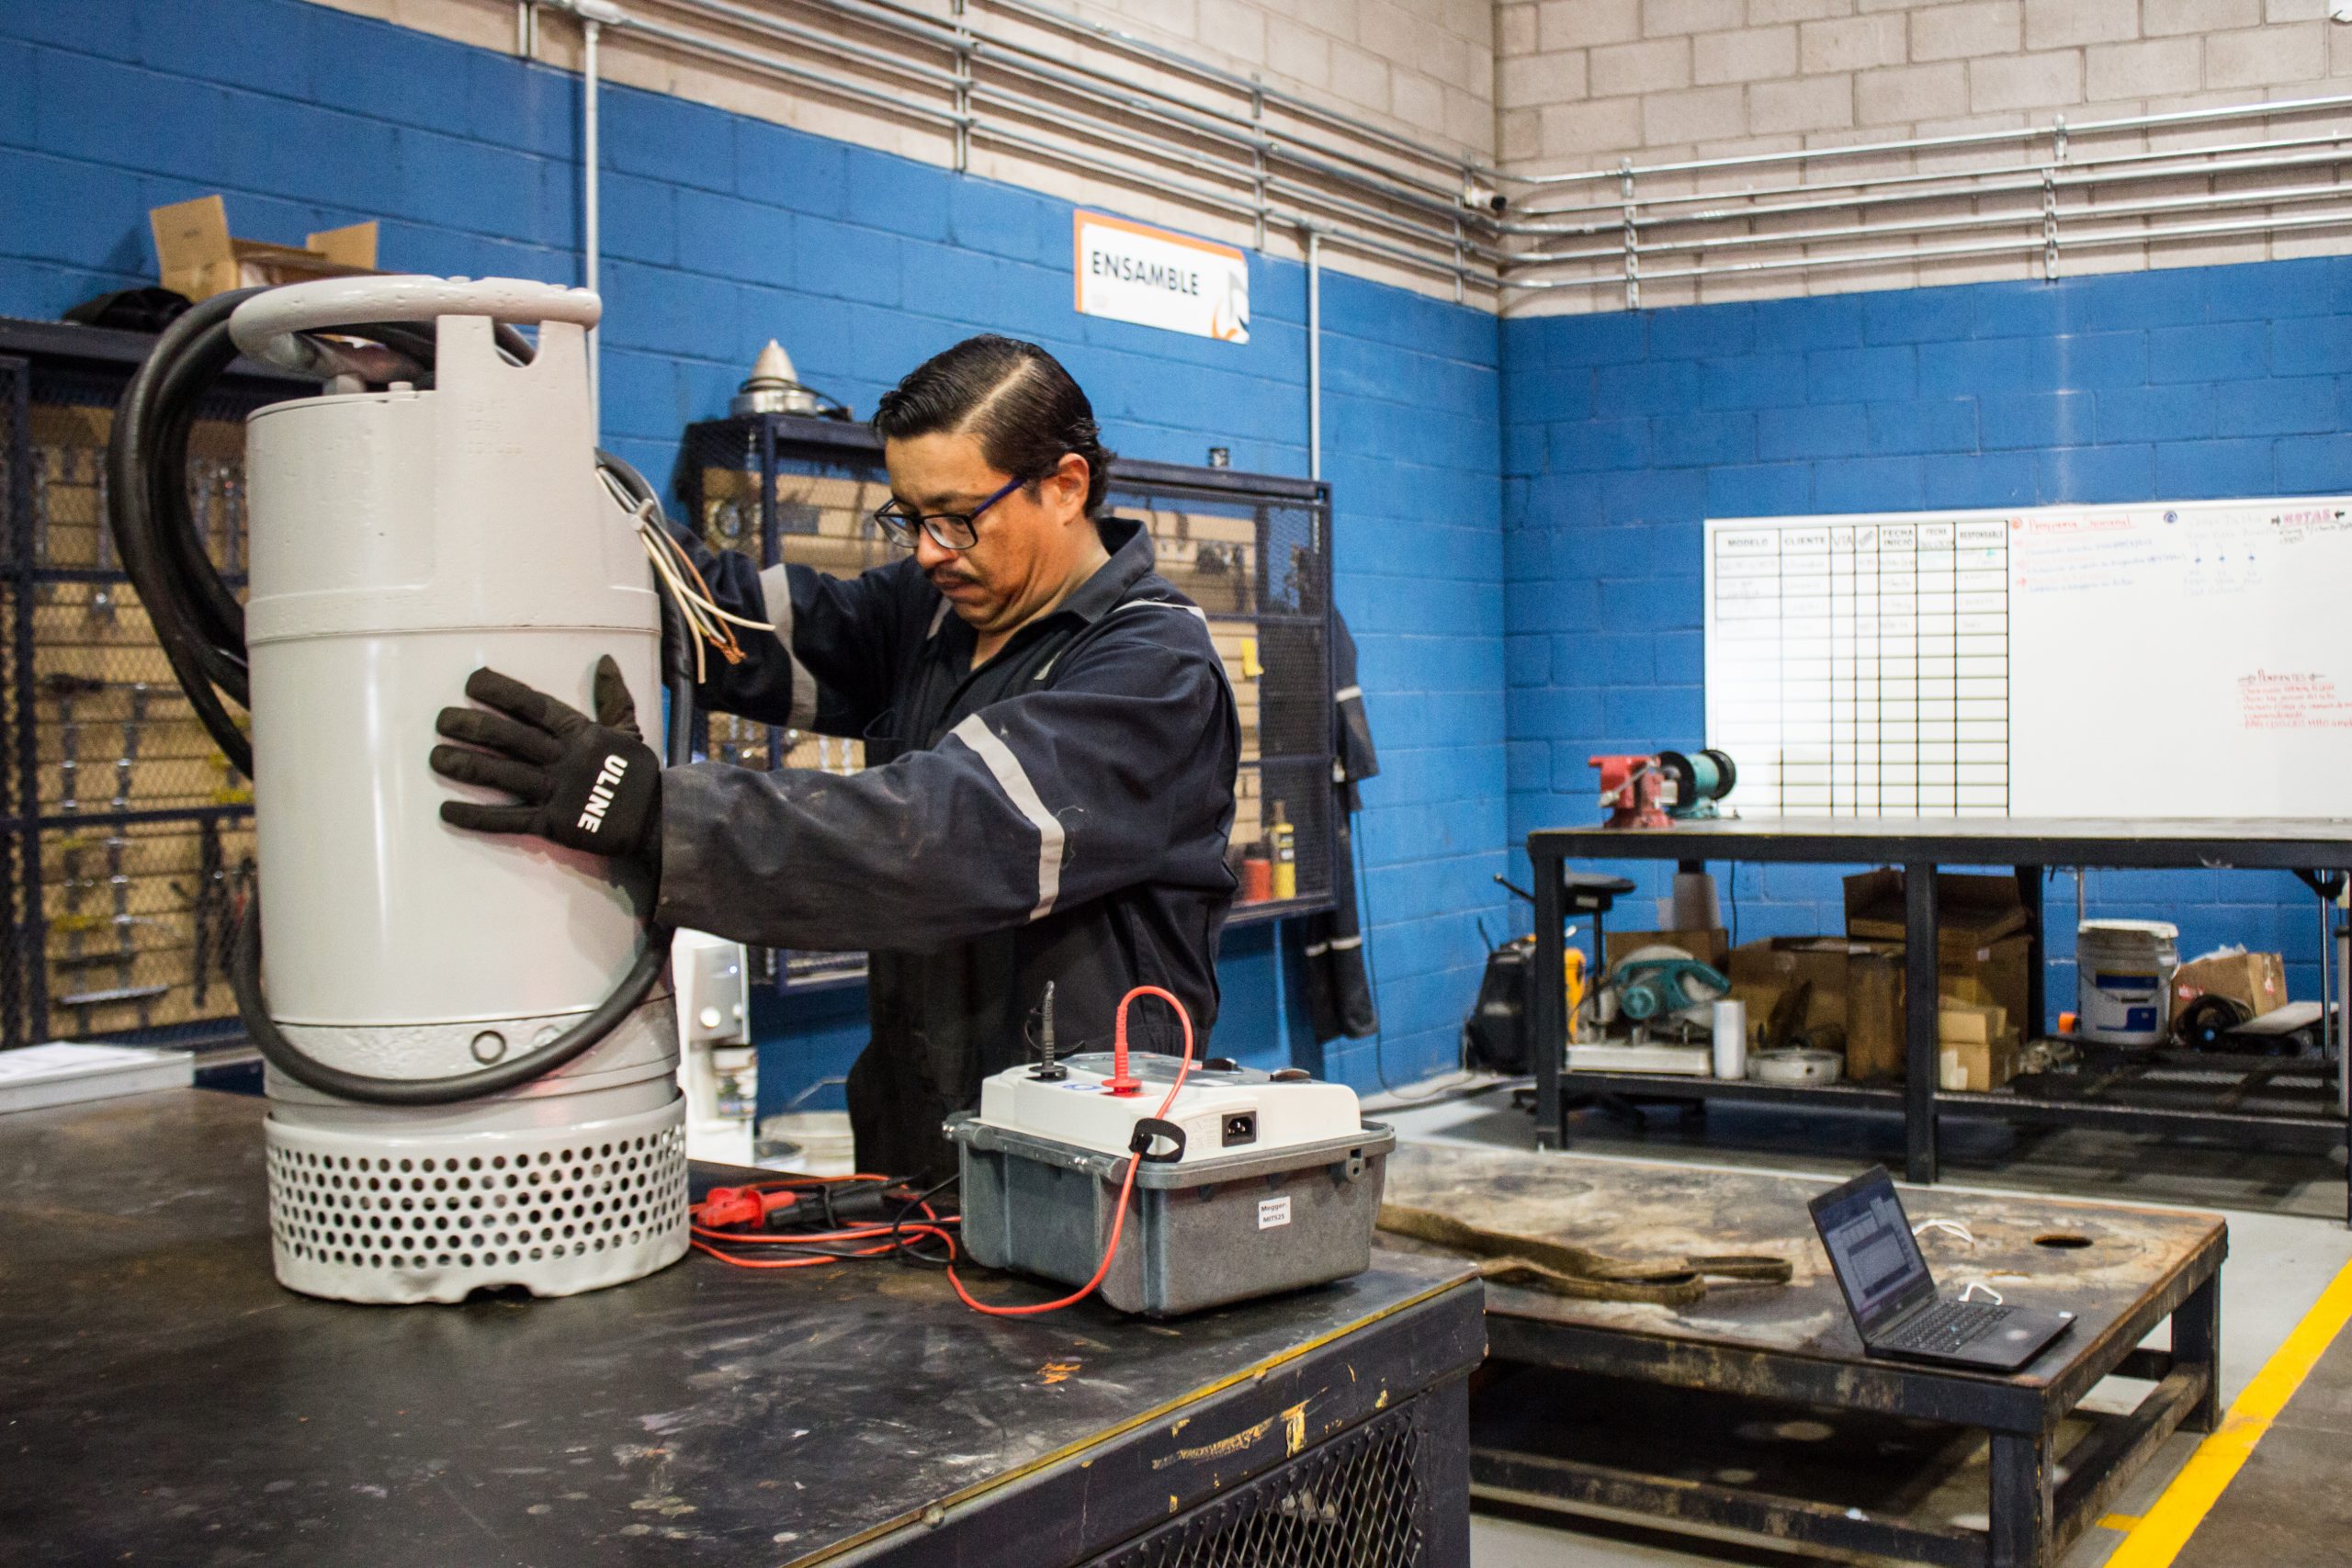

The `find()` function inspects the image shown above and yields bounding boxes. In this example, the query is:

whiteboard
[1702,498,2352,819]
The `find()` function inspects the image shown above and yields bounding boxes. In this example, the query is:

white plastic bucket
[2076,919,2180,1045]
[757,1111,857,1176]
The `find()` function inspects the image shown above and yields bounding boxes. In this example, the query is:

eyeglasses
[870,474,1027,552]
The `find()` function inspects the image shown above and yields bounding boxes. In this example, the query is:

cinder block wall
[299,0,1496,301]
[0,0,1507,1098]
[1502,256,2352,997]
[1497,0,2352,310]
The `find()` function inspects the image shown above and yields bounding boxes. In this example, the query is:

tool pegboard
[0,324,284,1048]
[676,412,1338,994]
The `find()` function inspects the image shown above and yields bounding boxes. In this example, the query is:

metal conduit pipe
[1506,158,2352,251]
[1502,202,2352,293]
[963,40,1477,227]
[1501,130,2352,235]
[943,107,1473,283]
[956,64,1505,266]
[967,78,1506,269]
[579,5,611,425]
[529,0,1495,292]
[1511,175,2352,270]
[1306,225,1322,484]
[660,0,1484,225]
[837,0,1480,208]
[669,0,965,92]
[1264,175,1510,265]
[547,0,965,132]
[963,118,1486,286]
[856,0,1483,211]
[969,0,1489,189]
[1500,89,2352,190]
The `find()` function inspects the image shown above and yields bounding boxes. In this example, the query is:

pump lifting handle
[229,276,604,377]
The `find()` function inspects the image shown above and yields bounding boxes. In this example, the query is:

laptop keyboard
[1882,1298,2009,1351]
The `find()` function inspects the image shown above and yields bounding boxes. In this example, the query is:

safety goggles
[870,473,1027,552]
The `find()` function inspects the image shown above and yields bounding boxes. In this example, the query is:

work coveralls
[655,515,1241,1179]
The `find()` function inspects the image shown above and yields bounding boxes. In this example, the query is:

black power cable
[889,1173,962,1267]
[109,288,685,1106]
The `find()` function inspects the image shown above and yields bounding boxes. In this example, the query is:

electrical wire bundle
[692,987,1197,1318]
[688,1173,960,1270]
[597,466,780,685]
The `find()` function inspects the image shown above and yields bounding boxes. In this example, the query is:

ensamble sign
[1072,211,1250,344]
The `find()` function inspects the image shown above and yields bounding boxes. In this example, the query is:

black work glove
[431,656,662,871]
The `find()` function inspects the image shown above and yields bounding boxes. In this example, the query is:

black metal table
[0,1087,1484,1567]
[1382,1145,2225,1568]
[1528,817,2352,1212]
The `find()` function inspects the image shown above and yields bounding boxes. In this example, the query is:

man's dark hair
[872,335,1114,515]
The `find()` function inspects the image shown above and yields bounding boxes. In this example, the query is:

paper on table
[0,1042,179,1080]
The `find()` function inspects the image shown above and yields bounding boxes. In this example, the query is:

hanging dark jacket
[653,516,1241,1180]
[1297,611,1380,1041]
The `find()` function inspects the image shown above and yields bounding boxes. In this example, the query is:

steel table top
[0,1087,1479,1566]
[1380,1144,2221,1424]
[1529,815,2352,870]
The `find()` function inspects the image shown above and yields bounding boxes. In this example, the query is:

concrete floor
[1369,1078,2352,1567]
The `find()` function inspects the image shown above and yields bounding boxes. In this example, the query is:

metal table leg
[2016,864,2045,1039]
[2174,1268,2223,1435]
[1988,1427,2055,1568]
[1533,848,1566,1151]
[1905,862,1941,1184]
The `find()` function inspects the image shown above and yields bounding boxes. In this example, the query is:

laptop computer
[1806,1168,2075,1371]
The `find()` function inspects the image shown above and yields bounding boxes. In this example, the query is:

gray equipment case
[947,1114,1396,1317]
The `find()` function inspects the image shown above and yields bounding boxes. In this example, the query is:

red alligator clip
[695,1185,798,1229]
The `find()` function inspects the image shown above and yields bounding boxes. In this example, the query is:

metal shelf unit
[0,318,307,1050]
[1525,816,2352,1220]
[673,412,1338,994]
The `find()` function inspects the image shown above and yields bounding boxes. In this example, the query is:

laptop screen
[1811,1170,1933,1329]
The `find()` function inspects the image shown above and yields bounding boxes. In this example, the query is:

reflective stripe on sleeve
[946,713,1066,921]
[757,562,820,732]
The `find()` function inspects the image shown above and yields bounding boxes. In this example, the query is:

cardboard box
[1845,946,1904,1082]
[1729,926,2038,1079]
[1727,938,1865,1045]
[151,195,378,302]
[1840,932,2033,1036]
[1845,869,2030,949]
[2172,950,2288,1018]
[1940,1033,2019,1092]
[1939,1002,2008,1045]
[1945,933,2032,1034]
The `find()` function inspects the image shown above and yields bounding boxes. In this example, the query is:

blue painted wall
[1502,262,2352,1000]
[0,0,1506,1097]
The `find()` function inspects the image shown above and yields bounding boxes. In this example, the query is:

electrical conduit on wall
[543,0,629,430]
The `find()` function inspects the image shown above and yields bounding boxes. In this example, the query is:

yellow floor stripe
[2105,1255,2352,1567]
[2101,1514,2143,1531]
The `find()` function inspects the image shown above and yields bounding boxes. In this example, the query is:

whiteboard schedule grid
[1708,513,2010,818]
[1703,497,2352,819]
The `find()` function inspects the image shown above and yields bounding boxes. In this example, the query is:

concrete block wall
[0,0,1506,1100]
[1496,0,2352,310]
[1502,253,2352,998]
[1065,0,1497,158]
[302,0,1491,300]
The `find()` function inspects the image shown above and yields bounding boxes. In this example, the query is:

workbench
[0,1087,1484,1567]
[1382,1144,2225,1568]
[1527,817,2352,1213]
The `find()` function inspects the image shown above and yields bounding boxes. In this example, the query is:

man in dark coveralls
[426,335,1241,1179]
